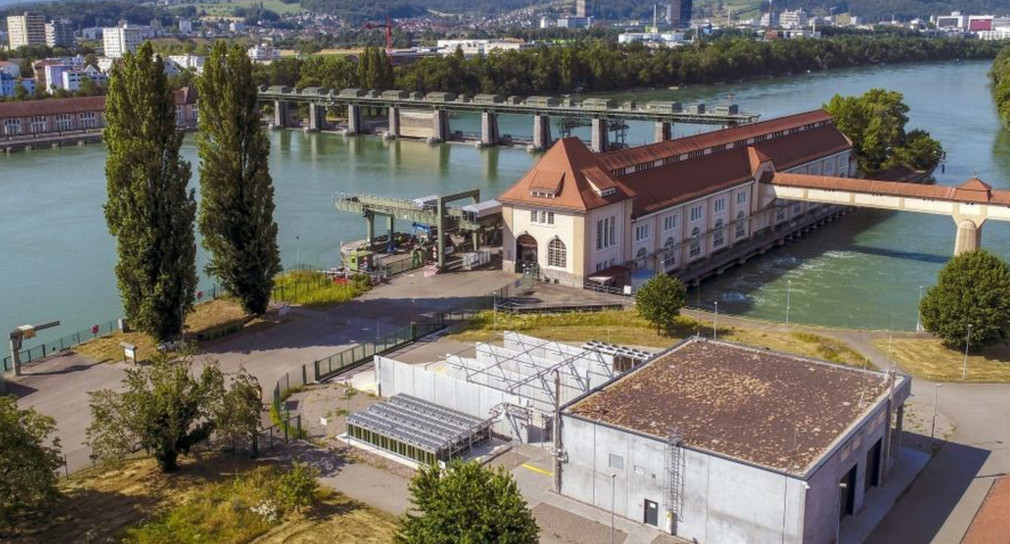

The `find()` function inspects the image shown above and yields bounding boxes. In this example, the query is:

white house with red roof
[498,110,855,287]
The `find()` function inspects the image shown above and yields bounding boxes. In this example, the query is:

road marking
[521,463,553,476]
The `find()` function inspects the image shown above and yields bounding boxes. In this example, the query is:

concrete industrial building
[498,110,854,287]
[102,25,145,58]
[560,338,911,544]
[366,332,911,543]
[6,12,46,49]
[670,0,693,28]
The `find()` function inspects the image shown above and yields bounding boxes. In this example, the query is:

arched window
[713,219,725,248]
[635,247,648,268]
[663,237,676,266]
[547,237,566,268]
[689,227,701,257]
[735,211,747,239]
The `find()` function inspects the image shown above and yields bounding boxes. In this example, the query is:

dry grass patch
[449,309,870,367]
[73,299,252,363]
[871,337,1010,382]
[2,454,398,544]
[185,298,250,335]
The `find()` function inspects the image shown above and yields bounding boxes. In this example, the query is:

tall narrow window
[547,237,567,268]
[664,237,676,266]
[713,219,725,248]
[689,227,701,257]
[735,211,747,239]
[596,219,603,250]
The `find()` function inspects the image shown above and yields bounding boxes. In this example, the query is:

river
[0,59,1005,343]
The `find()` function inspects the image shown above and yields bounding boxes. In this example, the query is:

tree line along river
[0,59,1006,343]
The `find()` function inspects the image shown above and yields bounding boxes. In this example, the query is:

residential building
[618,31,687,46]
[173,85,198,128]
[779,9,808,29]
[760,11,780,28]
[61,66,108,93]
[560,338,911,544]
[0,60,20,77]
[576,0,588,17]
[45,19,74,48]
[7,12,46,49]
[81,26,103,40]
[557,16,592,29]
[670,0,692,28]
[102,25,145,58]
[35,56,85,91]
[168,54,205,74]
[435,39,538,56]
[0,72,17,98]
[229,21,245,33]
[498,110,854,287]
[247,44,281,64]
[178,18,193,34]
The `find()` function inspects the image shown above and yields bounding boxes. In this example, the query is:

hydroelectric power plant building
[369,333,911,544]
[498,110,855,288]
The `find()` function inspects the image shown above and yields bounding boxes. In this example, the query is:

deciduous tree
[635,274,687,334]
[104,42,197,342]
[0,396,62,525]
[216,368,262,452]
[86,353,225,472]
[396,460,538,544]
[197,41,281,315]
[920,249,1010,351]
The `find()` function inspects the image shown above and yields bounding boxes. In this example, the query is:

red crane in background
[364,15,395,56]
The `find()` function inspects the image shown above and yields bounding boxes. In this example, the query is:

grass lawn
[75,298,250,363]
[174,0,303,17]
[3,454,397,544]
[871,337,1010,382]
[449,309,870,367]
[273,270,371,306]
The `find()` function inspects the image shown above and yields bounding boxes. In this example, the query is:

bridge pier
[272,100,290,128]
[954,219,982,255]
[308,103,324,132]
[654,121,672,142]
[532,114,552,150]
[432,109,450,143]
[480,112,499,146]
[365,211,375,244]
[347,104,362,135]
[387,106,400,139]
[590,118,609,153]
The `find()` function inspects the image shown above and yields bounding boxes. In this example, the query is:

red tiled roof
[623,124,851,216]
[768,173,1010,206]
[597,109,833,172]
[0,95,106,118]
[499,137,633,212]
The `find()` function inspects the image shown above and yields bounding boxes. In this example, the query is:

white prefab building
[560,338,911,544]
[498,110,855,287]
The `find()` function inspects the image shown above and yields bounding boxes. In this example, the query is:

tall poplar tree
[197,41,280,315]
[104,42,197,342]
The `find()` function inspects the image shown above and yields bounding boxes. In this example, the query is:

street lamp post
[930,383,942,439]
[962,324,972,380]
[296,235,301,269]
[610,473,617,544]
[785,280,792,325]
[916,285,924,332]
[713,301,719,340]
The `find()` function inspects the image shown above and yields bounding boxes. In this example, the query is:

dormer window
[598,187,616,197]
[530,190,555,199]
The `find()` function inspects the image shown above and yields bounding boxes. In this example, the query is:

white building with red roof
[498,110,855,287]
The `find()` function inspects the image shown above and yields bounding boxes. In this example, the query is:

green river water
[0,59,1005,342]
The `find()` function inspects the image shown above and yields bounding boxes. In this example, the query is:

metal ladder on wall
[665,429,683,525]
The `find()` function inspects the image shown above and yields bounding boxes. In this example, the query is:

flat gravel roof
[567,339,896,475]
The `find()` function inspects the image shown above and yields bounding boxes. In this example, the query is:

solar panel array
[347,394,491,456]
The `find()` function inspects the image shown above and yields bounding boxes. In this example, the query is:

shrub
[275,461,319,514]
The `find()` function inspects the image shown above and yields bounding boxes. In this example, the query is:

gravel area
[285,381,381,440]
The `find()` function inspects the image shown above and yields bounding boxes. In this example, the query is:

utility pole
[962,324,972,380]
[553,370,562,493]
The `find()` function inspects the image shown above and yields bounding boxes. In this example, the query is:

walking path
[8,269,519,473]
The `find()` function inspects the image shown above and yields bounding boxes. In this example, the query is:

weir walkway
[257,86,759,152]
[763,172,1010,255]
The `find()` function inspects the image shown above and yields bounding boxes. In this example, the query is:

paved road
[8,269,519,473]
